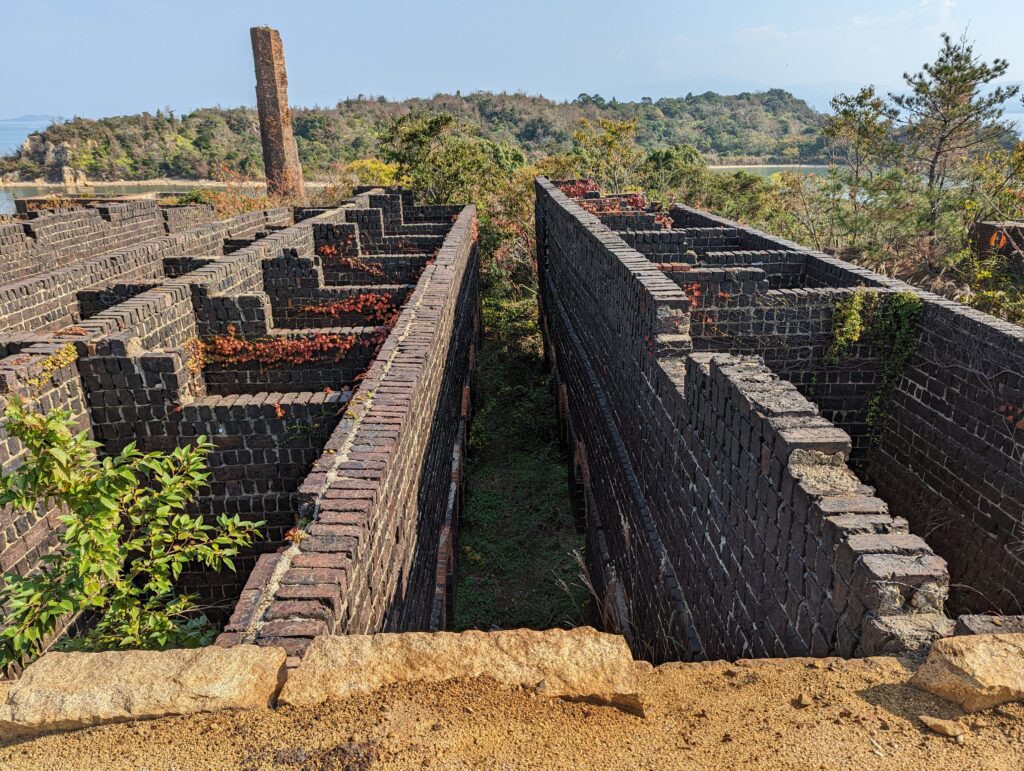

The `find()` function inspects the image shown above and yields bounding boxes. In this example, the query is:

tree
[378,111,536,291]
[643,144,707,201]
[890,33,1020,251]
[0,399,262,674]
[946,142,1024,321]
[378,112,524,205]
[824,87,902,250]
[569,118,647,193]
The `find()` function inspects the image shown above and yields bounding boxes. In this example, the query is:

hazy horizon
[3,0,1024,122]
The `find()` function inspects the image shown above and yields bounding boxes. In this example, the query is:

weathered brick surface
[2,187,476,652]
[667,203,1024,618]
[0,203,291,334]
[537,178,951,662]
[219,205,479,654]
[250,26,305,201]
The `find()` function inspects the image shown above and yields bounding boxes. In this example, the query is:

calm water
[0,118,52,155]
[0,184,213,216]
[709,165,829,177]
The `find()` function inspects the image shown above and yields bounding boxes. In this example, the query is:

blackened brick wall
[218,207,479,659]
[0,206,293,334]
[669,203,1024,619]
[537,178,951,662]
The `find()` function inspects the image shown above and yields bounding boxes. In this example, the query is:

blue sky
[3,0,1024,119]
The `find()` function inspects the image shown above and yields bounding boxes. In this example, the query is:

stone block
[280,627,643,714]
[0,645,286,742]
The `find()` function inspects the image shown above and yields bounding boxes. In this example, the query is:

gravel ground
[2,655,1022,769]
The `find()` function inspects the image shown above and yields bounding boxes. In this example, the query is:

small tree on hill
[823,86,906,252]
[0,399,262,674]
[569,118,647,194]
[890,33,1020,252]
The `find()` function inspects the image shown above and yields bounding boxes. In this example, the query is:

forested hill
[0,89,826,182]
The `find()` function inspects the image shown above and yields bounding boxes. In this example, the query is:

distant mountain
[0,91,827,182]
[0,114,62,123]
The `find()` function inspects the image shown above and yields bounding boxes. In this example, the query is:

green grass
[453,291,587,630]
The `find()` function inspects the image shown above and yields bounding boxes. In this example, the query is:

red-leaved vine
[202,324,386,368]
[577,194,649,215]
[317,241,387,278]
[300,291,401,326]
[555,180,600,198]
[683,282,702,309]
[654,212,674,229]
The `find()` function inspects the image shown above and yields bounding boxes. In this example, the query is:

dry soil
[2,656,1022,770]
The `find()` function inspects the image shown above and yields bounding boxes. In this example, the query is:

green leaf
[0,401,256,674]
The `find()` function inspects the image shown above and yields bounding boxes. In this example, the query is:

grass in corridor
[453,290,587,630]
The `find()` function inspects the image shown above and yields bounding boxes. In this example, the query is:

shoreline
[0,165,831,189]
[0,178,267,189]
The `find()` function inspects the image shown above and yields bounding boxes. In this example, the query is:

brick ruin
[1,172,1021,672]
[0,188,478,658]
[537,177,1024,663]
[973,219,1024,270]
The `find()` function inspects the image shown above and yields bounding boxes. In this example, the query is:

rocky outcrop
[911,633,1024,712]
[0,645,287,742]
[60,166,88,186]
[280,627,644,714]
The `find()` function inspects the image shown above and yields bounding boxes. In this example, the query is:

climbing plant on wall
[864,291,924,440]
[826,289,923,442]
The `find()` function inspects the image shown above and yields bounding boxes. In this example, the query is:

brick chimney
[250,26,306,201]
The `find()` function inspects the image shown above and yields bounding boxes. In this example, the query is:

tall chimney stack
[250,26,306,201]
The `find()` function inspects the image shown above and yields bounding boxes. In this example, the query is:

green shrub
[0,399,262,674]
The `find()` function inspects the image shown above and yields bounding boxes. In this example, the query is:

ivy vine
[824,291,866,365]
[826,289,923,443]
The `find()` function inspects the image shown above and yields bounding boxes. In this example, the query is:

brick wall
[0,206,295,334]
[0,200,313,633]
[217,206,479,659]
[537,178,952,662]
[668,203,1024,619]
[0,341,90,659]
[0,201,166,280]
[1,186,478,663]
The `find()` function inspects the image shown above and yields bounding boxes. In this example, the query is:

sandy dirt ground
[2,656,1022,770]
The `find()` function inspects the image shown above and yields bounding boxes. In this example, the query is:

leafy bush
[0,399,262,674]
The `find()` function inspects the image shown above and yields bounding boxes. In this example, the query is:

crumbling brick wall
[669,204,1024,619]
[537,178,952,661]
